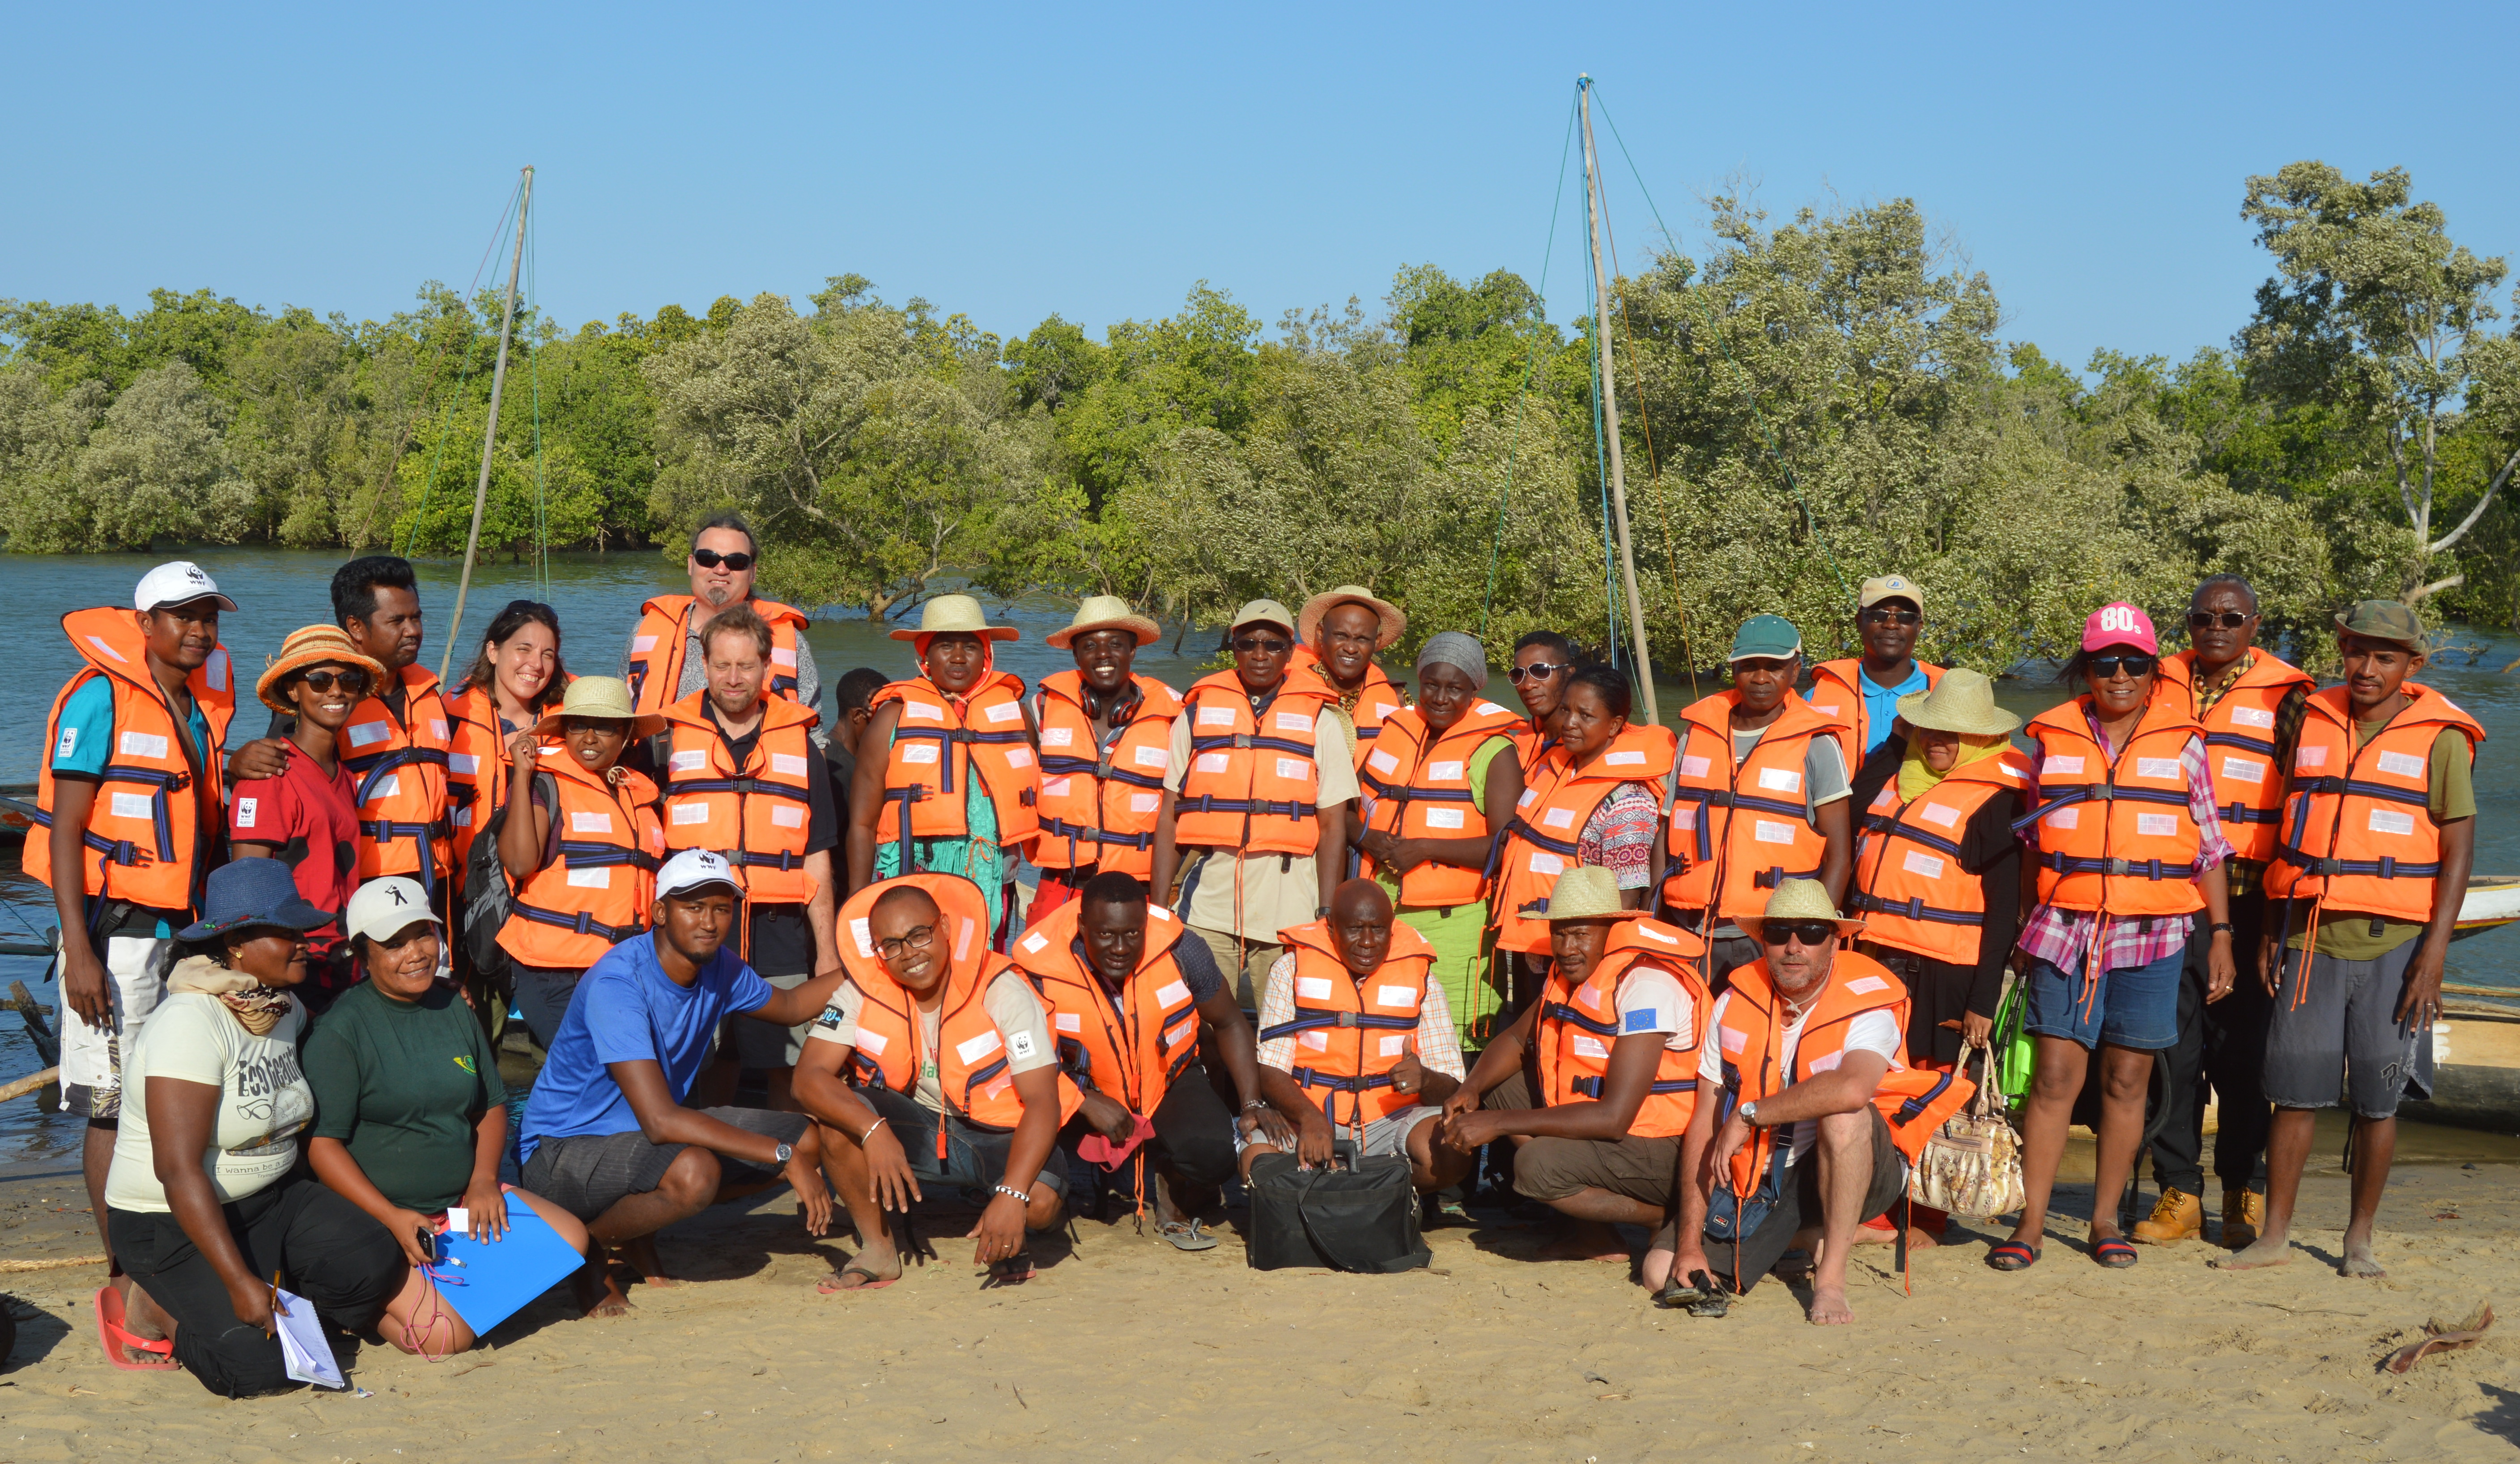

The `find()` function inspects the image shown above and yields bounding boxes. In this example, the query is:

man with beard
[621,513,823,743]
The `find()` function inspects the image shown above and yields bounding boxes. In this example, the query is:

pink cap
[2080,602,2158,654]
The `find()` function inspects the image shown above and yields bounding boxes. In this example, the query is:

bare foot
[115,1277,176,1361]
[573,1263,635,1318]
[1808,1282,1855,1325]
[819,1240,902,1294]
[2339,1236,2386,1278]
[1537,1221,1631,1263]
[2214,1234,2294,1271]
[616,1234,680,1287]
[1852,1225,1939,1250]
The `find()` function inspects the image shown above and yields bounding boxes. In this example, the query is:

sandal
[982,1255,1036,1288]
[816,1263,897,1294]
[93,1285,178,1371]
[1650,1269,1731,1318]
[1985,1241,2042,1272]
[1156,1219,1219,1252]
[2093,1238,2139,1269]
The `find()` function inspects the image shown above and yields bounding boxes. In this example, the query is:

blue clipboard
[427,1195,585,1338]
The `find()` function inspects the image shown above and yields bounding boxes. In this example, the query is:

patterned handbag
[1909,1039,2025,1220]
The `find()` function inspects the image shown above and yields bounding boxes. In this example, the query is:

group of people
[34,517,2476,1394]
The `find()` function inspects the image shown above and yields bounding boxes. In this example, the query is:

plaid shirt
[2017,711,2232,974]
[1254,952,1466,1081]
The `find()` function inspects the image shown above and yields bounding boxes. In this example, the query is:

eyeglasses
[875,924,937,961]
[1860,607,1921,626]
[297,669,370,695]
[2088,653,2158,679]
[2187,610,2252,630]
[1759,921,1838,948]
[1231,635,1292,654]
[692,548,756,572]
[1507,661,1571,684]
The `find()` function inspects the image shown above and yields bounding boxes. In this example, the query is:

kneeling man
[1438,868,1708,1288]
[795,874,1082,1290]
[1239,879,1474,1196]
[1667,880,1970,1325]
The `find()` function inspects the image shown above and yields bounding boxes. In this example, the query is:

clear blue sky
[8,2,2514,373]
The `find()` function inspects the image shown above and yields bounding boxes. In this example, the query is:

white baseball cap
[343,877,441,945]
[134,560,237,613]
[657,848,742,900]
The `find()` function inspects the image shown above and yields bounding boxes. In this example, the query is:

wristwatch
[773,1141,795,1166]
[1316,905,1331,919]
[1740,1101,1761,1128]
[2209,922,2234,935]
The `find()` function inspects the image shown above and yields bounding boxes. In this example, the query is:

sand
[1,1156,2516,1462]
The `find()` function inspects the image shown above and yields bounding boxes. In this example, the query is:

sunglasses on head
[2089,653,2158,679]
[692,548,756,572]
[1759,921,1838,947]
[2187,610,2251,630]
[1860,606,1921,626]
[296,669,370,695]
[1231,634,1291,654]
[1507,660,1571,684]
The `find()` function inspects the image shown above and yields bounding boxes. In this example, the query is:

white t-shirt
[1610,962,1696,1054]
[809,970,1057,1115]
[1697,989,1901,1167]
[105,990,314,1213]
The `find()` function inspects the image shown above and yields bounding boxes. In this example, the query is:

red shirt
[228,746,361,968]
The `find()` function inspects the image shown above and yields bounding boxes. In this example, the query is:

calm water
[0,548,2515,1163]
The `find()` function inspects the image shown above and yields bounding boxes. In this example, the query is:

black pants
[1061,1062,1240,1192]
[856,1085,1070,1197]
[108,1178,407,1398]
[1696,1108,1905,1294]
[513,964,580,1051]
[2149,903,2274,1197]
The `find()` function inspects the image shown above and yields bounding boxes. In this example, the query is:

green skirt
[1390,895,1505,1052]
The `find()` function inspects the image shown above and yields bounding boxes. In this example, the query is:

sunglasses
[2187,611,2252,630]
[692,548,756,572]
[1860,607,1921,626]
[1231,635,1292,654]
[1507,661,1571,684]
[2088,653,2158,679]
[1759,921,1838,947]
[296,669,370,695]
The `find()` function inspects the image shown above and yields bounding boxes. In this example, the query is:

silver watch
[773,1141,795,1166]
[1740,1101,1760,1128]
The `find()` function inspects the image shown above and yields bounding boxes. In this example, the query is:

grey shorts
[520,1107,812,1221]
[2264,938,2435,1119]
[731,971,814,1068]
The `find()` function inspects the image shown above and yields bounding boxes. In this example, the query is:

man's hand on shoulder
[227,736,292,783]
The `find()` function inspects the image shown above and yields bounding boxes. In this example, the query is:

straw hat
[1744,878,1864,939]
[1895,668,2020,738]
[1539,867,1648,923]
[1296,584,1406,651]
[888,593,1020,643]
[1045,594,1160,650]
[533,675,666,740]
[257,626,389,715]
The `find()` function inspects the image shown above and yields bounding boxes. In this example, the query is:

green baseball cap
[2334,599,2426,649]
[1728,613,1802,663]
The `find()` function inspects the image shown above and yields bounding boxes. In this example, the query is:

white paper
[444,1208,470,1232]
[274,1287,344,1388]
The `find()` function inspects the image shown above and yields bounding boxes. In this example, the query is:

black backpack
[459,770,555,984]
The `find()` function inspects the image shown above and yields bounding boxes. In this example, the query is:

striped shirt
[2016,713,2232,974]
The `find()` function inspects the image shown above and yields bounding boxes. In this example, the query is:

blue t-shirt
[517,934,774,1162]
[1857,664,1931,757]
[51,676,214,777]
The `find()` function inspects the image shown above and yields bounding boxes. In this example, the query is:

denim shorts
[2023,947,2184,1052]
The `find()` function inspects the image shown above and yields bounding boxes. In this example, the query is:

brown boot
[2132,1187,2202,1245]
[2221,1188,2265,1250]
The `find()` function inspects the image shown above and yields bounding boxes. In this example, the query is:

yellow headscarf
[1897,731,2014,802]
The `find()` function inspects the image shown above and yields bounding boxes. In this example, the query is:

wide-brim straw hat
[257,626,389,715]
[1744,878,1864,938]
[533,675,666,740]
[1045,594,1160,650]
[1895,668,2020,738]
[1297,584,1406,651]
[1539,867,1648,923]
[888,593,1020,643]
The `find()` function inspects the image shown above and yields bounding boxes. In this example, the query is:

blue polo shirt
[51,677,214,777]
[1857,663,1930,757]
[517,932,773,1162]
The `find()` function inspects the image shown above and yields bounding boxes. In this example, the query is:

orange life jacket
[1662,690,1849,922]
[871,671,1041,856]
[1493,723,1678,954]
[2266,683,2484,924]
[1289,648,1404,770]
[1533,919,1709,1137]
[2021,698,2206,917]
[1707,951,1974,1239]
[1171,672,1341,857]
[1011,896,1201,1116]
[496,758,666,969]
[444,682,572,873]
[624,595,812,718]
[1806,658,1942,758]
[1262,918,1437,1128]
[1848,751,2030,965]
[28,608,235,916]
[1030,671,1181,878]
[836,874,1081,1139]
[1359,699,1525,907]
[657,691,822,908]
[340,664,454,894]
[2154,650,2314,867]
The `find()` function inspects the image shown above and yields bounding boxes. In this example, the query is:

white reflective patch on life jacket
[670,749,707,772]
[1296,976,1334,999]
[671,803,710,825]
[1542,807,1577,830]
[1042,776,1072,799]
[850,916,874,957]
[452,808,472,828]
[346,720,391,749]
[1604,750,1645,766]
[1475,702,1507,715]
[1901,850,1945,879]
[2377,750,2426,779]
[2219,756,2265,785]
[855,1028,888,1056]
[772,646,797,669]
[1197,706,1236,727]
[1670,805,1697,831]
[954,917,973,962]
[1006,748,1034,768]
[2046,806,2079,830]
[2296,746,2327,768]
[902,701,945,723]
[1156,980,1190,1007]
[118,729,168,759]
[1041,726,1074,747]
[1572,1033,1609,1060]
[85,635,127,664]
[985,701,1021,724]
[570,811,614,834]
[1844,975,1890,995]
[2229,705,2275,730]
[2135,758,2179,780]
[234,796,257,828]
[1129,791,1161,813]
[1380,1034,1409,1057]
[1529,852,1565,876]
[1366,749,1399,776]
[1195,753,1229,774]
[1133,744,1167,770]
[429,719,448,741]
[1055,1012,1081,1034]
[1020,930,1048,953]
[2368,808,2417,837]
[566,867,611,889]
[900,744,939,765]
[449,752,479,775]
[1518,788,1538,809]
[1376,984,1416,1008]
[1680,754,1712,779]
[1757,766,1801,793]
[770,804,805,828]
[633,635,658,653]
[956,1030,1002,1065]
[1149,904,1175,922]
[1273,711,1313,733]
[370,774,401,800]
[1810,703,1842,719]
[1721,1026,1748,1055]
[1640,924,1679,945]
[1300,1030,1330,1051]
[203,648,229,692]
[2136,813,2178,837]
[1808,1051,1843,1073]
[770,753,809,776]
[1274,757,1309,781]
[2042,755,2084,776]
[1918,801,1961,829]
[1429,760,1464,781]
[1424,807,1464,829]
[1754,819,1796,845]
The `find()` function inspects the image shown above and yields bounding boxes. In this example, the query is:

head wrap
[1413,631,1489,692]
[1897,731,2013,802]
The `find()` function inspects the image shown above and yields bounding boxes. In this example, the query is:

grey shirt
[620,606,825,748]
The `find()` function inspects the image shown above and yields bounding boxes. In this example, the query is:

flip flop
[2093,1238,2139,1269]
[981,1255,1037,1288]
[93,1286,178,1371]
[816,1264,897,1294]
[1986,1241,2042,1272]
[1156,1219,1219,1252]
[1651,1269,1731,1318]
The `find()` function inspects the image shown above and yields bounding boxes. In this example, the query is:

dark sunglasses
[1231,635,1292,654]
[1507,661,1571,684]
[1860,607,1921,626]
[2187,611,2251,630]
[2089,653,2158,679]
[1759,921,1838,947]
[296,669,370,695]
[692,548,756,572]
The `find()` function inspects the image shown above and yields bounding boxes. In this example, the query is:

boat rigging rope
[1479,93,1577,640]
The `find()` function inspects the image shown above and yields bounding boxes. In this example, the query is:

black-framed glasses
[1231,634,1292,654]
[2187,610,2252,630]
[2089,653,2159,679]
[875,924,937,961]
[1759,921,1838,947]
[297,669,371,695]
[692,548,756,572]
[1508,661,1571,684]
[1860,607,1921,626]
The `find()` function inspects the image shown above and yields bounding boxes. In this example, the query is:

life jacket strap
[511,900,642,943]
[1848,891,1985,926]
[2036,851,2193,880]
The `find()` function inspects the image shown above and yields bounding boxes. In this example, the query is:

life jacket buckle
[1336,1011,1357,1028]
[1233,735,1253,749]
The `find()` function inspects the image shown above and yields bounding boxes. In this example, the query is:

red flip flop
[93,1286,177,1371]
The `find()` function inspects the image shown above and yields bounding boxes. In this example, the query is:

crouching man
[1666,881,1969,1325]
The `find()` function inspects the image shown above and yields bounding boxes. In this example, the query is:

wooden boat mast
[1579,79,1658,725]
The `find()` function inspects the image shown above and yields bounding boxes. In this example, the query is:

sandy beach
[0,1143,2511,1463]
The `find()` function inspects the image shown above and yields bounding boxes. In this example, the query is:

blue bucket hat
[174,858,335,943]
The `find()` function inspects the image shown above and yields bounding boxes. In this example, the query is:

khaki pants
[1190,925,1283,1011]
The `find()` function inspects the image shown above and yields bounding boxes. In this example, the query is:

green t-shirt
[302,980,507,1213]
[2286,724,2475,960]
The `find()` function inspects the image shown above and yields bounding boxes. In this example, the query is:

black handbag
[1245,1139,1430,1273]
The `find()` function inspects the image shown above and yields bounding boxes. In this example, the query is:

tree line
[3,159,2515,675]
